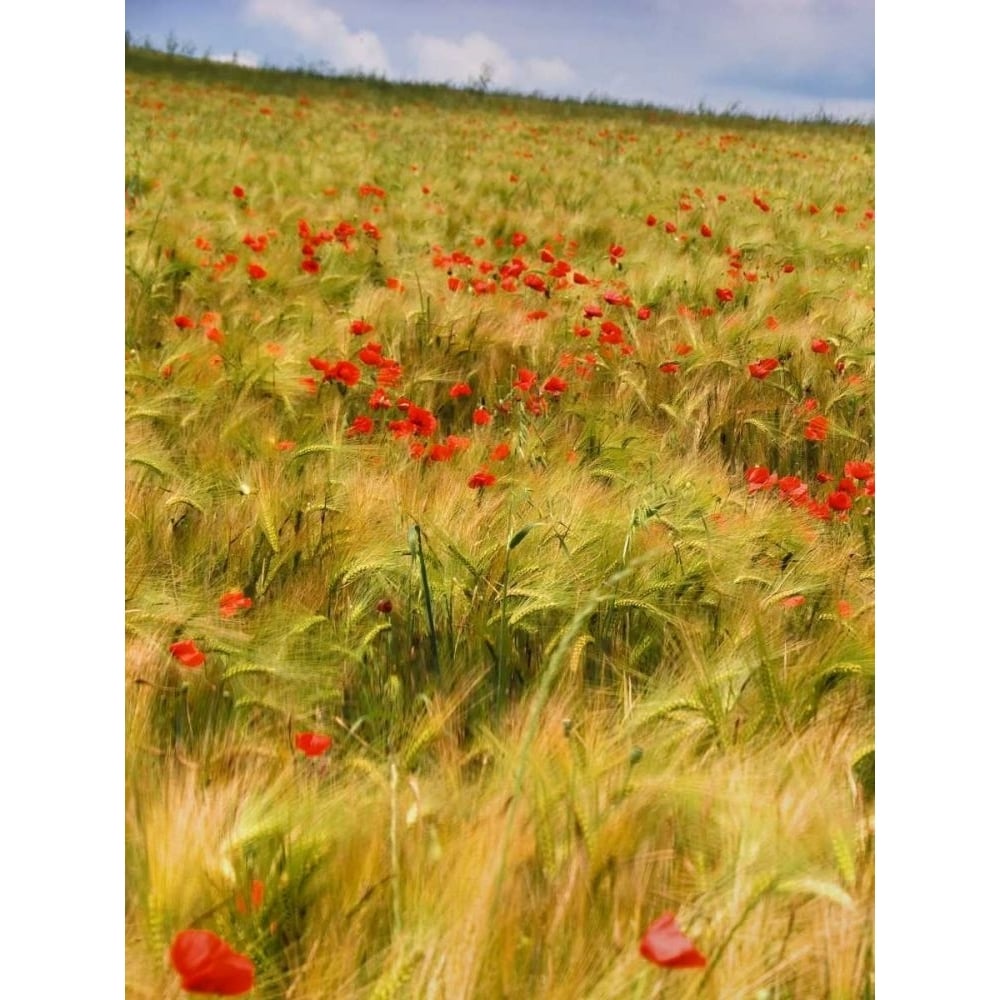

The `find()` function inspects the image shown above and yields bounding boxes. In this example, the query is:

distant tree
[180,40,197,58]
[474,62,494,93]
[125,30,132,50]
[165,30,178,56]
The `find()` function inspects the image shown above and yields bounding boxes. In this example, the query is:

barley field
[125,47,874,999]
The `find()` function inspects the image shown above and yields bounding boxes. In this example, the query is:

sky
[124,0,874,121]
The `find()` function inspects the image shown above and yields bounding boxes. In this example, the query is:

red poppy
[368,387,393,410]
[645,214,657,226]
[808,203,820,215]
[276,440,295,451]
[837,600,853,618]
[609,243,626,261]
[639,912,706,969]
[765,315,780,331]
[804,416,828,441]
[674,343,693,356]
[523,273,547,293]
[664,221,678,234]
[715,288,734,304]
[828,490,853,511]
[174,315,195,330]
[748,358,779,379]
[234,880,265,915]
[170,640,205,669]
[599,321,624,345]
[782,263,796,274]
[428,442,455,462]
[449,382,472,398]
[572,271,590,285]
[659,362,680,374]
[811,338,831,354]
[232,186,246,199]
[583,304,604,319]
[358,343,383,366]
[491,442,511,461]
[833,204,847,215]
[752,194,770,212]
[247,263,267,281]
[170,930,254,995]
[745,465,776,492]
[376,599,393,614]
[700,223,712,238]
[543,376,568,395]
[468,470,497,489]
[330,361,361,387]
[844,460,874,480]
[782,595,806,608]
[219,590,252,618]
[604,290,632,307]
[295,732,332,756]
[301,258,320,274]
[637,306,651,320]
[472,406,492,427]
[513,369,537,392]
[347,415,374,436]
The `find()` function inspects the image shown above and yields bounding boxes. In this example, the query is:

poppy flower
[301,258,320,274]
[468,470,496,489]
[837,600,853,618]
[491,442,511,461]
[804,416,829,441]
[765,315,780,331]
[232,185,246,199]
[637,306,651,320]
[828,490,853,511]
[699,223,712,238]
[346,415,374,437]
[844,460,874,480]
[472,406,492,427]
[748,358,779,379]
[376,599,393,614]
[782,595,806,608]
[782,263,796,274]
[170,640,205,669]
[330,361,361,387]
[715,288,734,304]
[639,912,706,969]
[646,214,657,226]
[234,879,265,915]
[170,929,254,996]
[664,221,678,234]
[219,590,252,618]
[674,343,693,356]
[609,243,626,261]
[449,382,472,398]
[513,369,537,392]
[745,465,776,492]
[174,315,195,330]
[276,440,295,451]
[659,362,680,375]
[264,341,282,356]
[811,338,831,354]
[247,263,267,281]
[543,376,568,395]
[604,290,632,307]
[295,732,332,756]
[599,321,624,345]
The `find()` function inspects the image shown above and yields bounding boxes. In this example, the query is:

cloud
[650,0,873,101]
[244,0,391,75]
[208,50,260,69]
[408,31,576,93]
